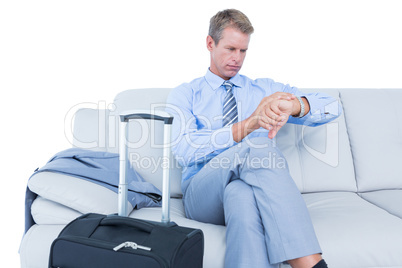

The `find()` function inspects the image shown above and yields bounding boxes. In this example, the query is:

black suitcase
[49,111,204,268]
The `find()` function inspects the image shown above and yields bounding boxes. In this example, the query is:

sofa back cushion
[112,89,183,197]
[339,89,402,192]
[276,89,357,193]
[72,108,111,152]
[73,89,184,197]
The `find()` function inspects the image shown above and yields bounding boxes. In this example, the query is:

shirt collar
[204,68,242,91]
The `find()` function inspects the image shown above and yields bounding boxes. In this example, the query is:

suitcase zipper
[113,241,152,252]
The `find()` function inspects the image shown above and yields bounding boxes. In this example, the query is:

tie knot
[222,81,234,92]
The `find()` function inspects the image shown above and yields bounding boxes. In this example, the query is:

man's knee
[224,180,254,202]
[224,180,258,214]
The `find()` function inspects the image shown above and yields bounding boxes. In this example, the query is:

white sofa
[20,88,402,268]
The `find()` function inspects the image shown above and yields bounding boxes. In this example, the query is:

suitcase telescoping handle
[118,110,173,224]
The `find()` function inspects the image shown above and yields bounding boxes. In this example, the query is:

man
[166,9,339,268]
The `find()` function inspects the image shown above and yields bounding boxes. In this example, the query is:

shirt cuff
[299,95,341,124]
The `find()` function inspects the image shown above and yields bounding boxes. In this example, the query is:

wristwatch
[296,96,305,118]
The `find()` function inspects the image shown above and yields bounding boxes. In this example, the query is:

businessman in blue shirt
[166,9,339,268]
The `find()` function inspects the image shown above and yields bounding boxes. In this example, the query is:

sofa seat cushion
[304,192,402,267]
[20,224,65,268]
[23,192,402,268]
[359,190,402,219]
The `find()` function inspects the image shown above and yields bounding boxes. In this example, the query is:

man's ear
[206,35,215,52]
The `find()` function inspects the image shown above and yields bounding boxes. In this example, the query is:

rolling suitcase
[48,110,204,268]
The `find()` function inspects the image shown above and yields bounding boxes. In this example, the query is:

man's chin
[224,69,240,79]
[211,67,240,80]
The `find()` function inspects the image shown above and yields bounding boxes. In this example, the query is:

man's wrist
[232,116,259,143]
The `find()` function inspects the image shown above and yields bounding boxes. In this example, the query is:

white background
[1,0,401,266]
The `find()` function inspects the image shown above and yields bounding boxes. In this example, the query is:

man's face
[207,27,250,80]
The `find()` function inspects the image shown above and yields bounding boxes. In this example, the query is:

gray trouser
[182,137,321,268]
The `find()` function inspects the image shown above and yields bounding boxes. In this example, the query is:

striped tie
[222,81,238,127]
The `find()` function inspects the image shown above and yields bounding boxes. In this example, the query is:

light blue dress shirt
[166,69,341,183]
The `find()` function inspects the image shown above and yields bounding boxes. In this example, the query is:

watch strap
[296,96,305,118]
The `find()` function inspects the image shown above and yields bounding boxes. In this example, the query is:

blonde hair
[209,9,254,45]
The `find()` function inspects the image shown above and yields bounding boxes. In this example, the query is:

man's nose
[231,50,241,62]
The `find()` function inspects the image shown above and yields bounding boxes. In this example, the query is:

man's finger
[261,111,281,126]
[268,123,284,139]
